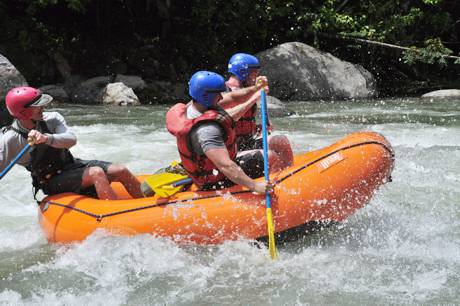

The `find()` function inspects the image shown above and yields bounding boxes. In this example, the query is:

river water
[0,98,459,305]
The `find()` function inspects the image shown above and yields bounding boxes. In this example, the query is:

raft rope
[43,141,394,222]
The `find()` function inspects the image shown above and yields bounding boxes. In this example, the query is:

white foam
[0,100,458,304]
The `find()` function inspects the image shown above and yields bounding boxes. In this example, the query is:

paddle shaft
[260,90,278,260]
[0,143,31,180]
[172,177,192,187]
[260,91,271,206]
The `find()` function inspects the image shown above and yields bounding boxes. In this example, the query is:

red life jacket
[166,103,237,187]
[225,79,258,138]
[235,105,257,137]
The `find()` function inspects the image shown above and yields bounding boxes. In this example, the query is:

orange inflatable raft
[38,132,394,244]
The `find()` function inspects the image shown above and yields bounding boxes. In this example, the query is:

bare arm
[220,76,268,121]
[219,76,268,108]
[219,85,259,109]
[224,91,260,121]
[205,148,270,194]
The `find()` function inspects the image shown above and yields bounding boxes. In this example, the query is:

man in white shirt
[1,86,142,200]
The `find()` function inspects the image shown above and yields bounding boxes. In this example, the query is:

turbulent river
[0,98,459,305]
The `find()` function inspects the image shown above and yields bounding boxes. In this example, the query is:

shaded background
[1,0,460,97]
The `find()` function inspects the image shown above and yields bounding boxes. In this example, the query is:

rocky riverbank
[2,42,458,126]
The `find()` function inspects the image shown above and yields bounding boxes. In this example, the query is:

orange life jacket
[166,103,237,187]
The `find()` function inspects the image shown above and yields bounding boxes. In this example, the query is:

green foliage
[1,0,459,87]
[403,38,453,66]
[188,0,269,69]
[26,0,87,13]
[291,0,458,67]
[422,0,443,5]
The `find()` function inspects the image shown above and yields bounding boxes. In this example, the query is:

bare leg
[266,150,279,172]
[106,164,143,199]
[268,135,294,169]
[81,166,117,200]
[240,142,292,174]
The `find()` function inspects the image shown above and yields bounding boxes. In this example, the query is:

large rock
[138,81,187,104]
[68,76,109,104]
[0,53,28,99]
[63,75,147,105]
[114,74,146,91]
[421,89,460,98]
[102,82,140,106]
[257,42,376,101]
[265,95,287,117]
[39,84,69,104]
[1,53,28,125]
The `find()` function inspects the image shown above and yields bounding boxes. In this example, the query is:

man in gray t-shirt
[1,86,143,200]
[187,103,227,155]
[169,70,292,194]
[168,71,294,193]
[187,104,265,188]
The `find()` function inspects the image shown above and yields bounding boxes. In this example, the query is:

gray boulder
[265,95,286,117]
[39,84,69,104]
[114,74,146,91]
[257,42,376,101]
[1,53,28,125]
[139,81,187,104]
[102,82,140,106]
[0,53,28,99]
[69,76,110,104]
[421,89,460,98]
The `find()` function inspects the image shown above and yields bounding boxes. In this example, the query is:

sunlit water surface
[1,98,459,305]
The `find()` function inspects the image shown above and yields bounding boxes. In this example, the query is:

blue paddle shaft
[260,90,272,209]
[0,143,31,180]
[172,177,193,187]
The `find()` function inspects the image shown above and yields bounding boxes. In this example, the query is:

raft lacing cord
[43,141,394,222]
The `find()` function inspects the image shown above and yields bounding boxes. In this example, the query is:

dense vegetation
[1,0,460,96]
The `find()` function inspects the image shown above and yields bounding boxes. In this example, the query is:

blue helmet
[228,53,260,82]
[188,71,227,109]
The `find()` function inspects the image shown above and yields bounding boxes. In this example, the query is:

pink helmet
[5,86,53,120]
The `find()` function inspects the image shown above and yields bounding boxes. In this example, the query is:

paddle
[0,143,31,180]
[141,172,192,197]
[260,89,278,260]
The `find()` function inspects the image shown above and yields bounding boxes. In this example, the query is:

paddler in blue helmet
[225,53,293,168]
[166,71,288,192]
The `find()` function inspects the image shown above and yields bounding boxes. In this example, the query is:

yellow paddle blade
[266,208,278,260]
[169,160,182,167]
[142,172,189,198]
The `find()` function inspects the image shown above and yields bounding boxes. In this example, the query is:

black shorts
[41,159,112,196]
[237,150,265,179]
[201,151,265,191]
[237,135,263,151]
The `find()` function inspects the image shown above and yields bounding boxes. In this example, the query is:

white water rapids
[0,98,459,305]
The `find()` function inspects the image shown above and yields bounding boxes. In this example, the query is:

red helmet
[5,86,53,120]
